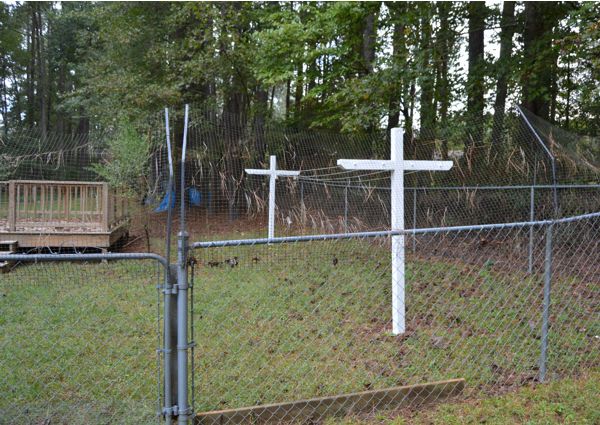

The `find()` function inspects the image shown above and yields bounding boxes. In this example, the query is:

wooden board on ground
[195,378,465,424]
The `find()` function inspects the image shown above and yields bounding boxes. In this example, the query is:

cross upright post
[337,128,453,335]
[245,155,300,239]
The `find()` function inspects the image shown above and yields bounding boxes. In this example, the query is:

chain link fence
[189,212,599,423]
[1,103,598,424]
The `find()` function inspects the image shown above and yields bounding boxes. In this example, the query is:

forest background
[0,1,598,178]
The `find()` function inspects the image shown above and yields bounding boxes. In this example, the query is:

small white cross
[246,155,300,239]
[338,128,453,335]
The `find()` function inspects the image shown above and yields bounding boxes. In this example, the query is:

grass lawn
[0,260,164,425]
[192,236,598,413]
[1,234,597,424]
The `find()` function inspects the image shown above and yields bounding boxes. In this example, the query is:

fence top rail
[296,178,600,192]
[1,179,106,186]
[190,211,600,249]
[0,252,169,269]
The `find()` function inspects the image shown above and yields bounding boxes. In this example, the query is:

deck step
[0,257,14,272]
[0,240,18,253]
[0,240,18,273]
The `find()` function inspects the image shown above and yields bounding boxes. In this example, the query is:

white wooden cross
[245,155,300,239]
[337,128,453,335]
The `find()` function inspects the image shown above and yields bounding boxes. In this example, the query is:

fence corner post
[539,222,553,382]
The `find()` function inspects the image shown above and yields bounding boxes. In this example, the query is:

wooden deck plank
[0,180,129,249]
[195,379,465,425]
[0,223,128,248]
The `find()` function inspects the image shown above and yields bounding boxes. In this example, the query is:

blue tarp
[188,187,202,207]
[154,190,176,212]
[154,187,204,212]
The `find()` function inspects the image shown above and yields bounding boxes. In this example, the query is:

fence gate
[0,253,167,425]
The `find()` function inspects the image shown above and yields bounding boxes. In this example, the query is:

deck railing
[1,180,128,232]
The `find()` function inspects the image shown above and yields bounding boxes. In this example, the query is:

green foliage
[0,0,598,159]
[90,121,151,197]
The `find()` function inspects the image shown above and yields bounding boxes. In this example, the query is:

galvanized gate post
[176,231,191,424]
[528,186,535,273]
[176,104,191,424]
[539,223,553,382]
[162,107,178,424]
[162,266,178,424]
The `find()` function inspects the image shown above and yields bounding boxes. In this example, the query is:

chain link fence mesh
[0,258,165,425]
[189,213,598,423]
[172,104,600,243]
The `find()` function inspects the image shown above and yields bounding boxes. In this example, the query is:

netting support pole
[300,181,306,228]
[517,105,559,219]
[176,231,190,424]
[528,186,535,274]
[412,188,417,253]
[344,179,349,232]
[162,107,177,424]
[539,223,553,382]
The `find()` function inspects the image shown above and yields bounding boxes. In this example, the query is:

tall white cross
[338,128,453,335]
[246,155,300,239]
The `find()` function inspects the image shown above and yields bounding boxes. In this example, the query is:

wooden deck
[0,180,129,249]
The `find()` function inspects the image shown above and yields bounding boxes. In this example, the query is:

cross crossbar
[337,160,453,171]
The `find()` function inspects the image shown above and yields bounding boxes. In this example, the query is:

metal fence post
[163,266,178,424]
[176,231,190,424]
[412,188,417,252]
[175,104,191,424]
[539,223,553,382]
[162,107,177,424]
[528,186,535,273]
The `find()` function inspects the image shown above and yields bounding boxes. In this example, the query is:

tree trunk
[294,61,303,113]
[36,6,48,139]
[254,87,268,167]
[56,59,67,134]
[1,67,8,134]
[521,2,558,120]
[220,2,247,221]
[434,2,453,160]
[418,3,435,164]
[285,78,291,120]
[26,5,36,128]
[490,1,515,156]
[564,60,572,129]
[465,1,486,166]
[361,3,380,76]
